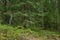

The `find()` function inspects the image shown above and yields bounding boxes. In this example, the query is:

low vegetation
[0,25,60,40]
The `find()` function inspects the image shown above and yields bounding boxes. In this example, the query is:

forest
[0,0,60,40]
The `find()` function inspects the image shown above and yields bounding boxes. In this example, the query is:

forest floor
[0,25,60,40]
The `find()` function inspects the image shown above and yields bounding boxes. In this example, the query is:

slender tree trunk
[9,11,13,25]
[0,11,2,25]
[55,0,59,31]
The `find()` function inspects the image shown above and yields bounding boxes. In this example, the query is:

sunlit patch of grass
[0,25,60,40]
[0,25,39,40]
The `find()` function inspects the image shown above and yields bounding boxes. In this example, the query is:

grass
[0,25,60,40]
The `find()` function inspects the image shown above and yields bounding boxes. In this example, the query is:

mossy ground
[0,25,60,40]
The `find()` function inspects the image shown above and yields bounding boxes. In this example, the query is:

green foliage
[0,25,60,40]
[0,0,60,31]
[0,25,38,40]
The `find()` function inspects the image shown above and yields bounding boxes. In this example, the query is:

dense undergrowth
[0,25,60,40]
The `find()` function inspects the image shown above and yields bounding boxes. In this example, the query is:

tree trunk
[9,11,13,25]
[55,0,59,31]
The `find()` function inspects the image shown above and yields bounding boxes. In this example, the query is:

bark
[55,0,59,31]
[9,11,13,25]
